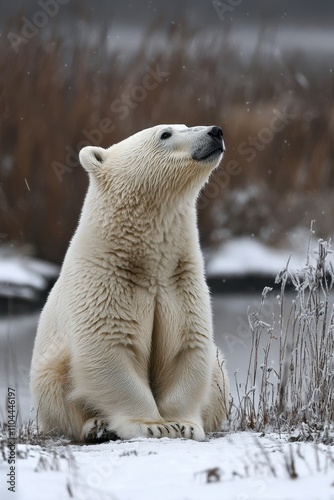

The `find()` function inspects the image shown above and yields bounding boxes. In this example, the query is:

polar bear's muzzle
[191,125,225,162]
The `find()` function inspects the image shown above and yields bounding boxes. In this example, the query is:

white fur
[30,124,229,442]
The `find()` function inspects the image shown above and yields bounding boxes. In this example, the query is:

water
[0,313,39,425]
[0,293,289,424]
[213,293,284,404]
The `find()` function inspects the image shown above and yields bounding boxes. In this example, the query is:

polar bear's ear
[79,146,106,174]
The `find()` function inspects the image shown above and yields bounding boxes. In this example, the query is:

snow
[0,256,58,289]
[207,237,291,276]
[206,236,333,277]
[0,259,44,289]
[0,254,59,299]
[1,433,333,500]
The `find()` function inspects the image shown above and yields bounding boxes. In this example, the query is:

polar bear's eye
[94,152,103,162]
[160,131,172,140]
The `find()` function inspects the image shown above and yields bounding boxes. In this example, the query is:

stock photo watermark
[6,387,17,493]
[7,0,70,53]
[70,453,121,500]
[212,0,243,21]
[198,106,295,210]
[52,64,169,182]
[237,108,295,161]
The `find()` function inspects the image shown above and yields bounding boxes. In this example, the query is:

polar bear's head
[79,124,224,203]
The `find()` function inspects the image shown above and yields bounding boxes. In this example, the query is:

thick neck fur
[68,176,201,272]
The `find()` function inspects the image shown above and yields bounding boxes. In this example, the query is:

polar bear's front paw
[142,422,182,439]
[81,418,206,442]
[142,421,205,441]
[81,418,119,443]
[174,422,206,441]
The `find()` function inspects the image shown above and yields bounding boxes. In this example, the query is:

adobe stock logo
[52,64,169,182]
[237,108,295,162]
[198,107,295,210]
[212,0,243,21]
[7,0,70,53]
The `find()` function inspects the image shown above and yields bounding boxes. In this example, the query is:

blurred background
[0,0,334,422]
[1,0,334,267]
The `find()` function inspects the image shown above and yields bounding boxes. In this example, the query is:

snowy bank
[206,235,333,278]
[0,252,59,301]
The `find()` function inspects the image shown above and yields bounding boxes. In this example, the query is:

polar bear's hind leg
[31,356,89,440]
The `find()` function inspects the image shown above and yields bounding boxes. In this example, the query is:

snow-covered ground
[1,432,333,500]
[206,233,333,277]
[0,251,58,300]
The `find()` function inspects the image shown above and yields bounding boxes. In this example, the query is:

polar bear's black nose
[208,126,223,140]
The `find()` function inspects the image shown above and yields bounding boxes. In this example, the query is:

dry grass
[231,225,334,441]
[1,14,334,262]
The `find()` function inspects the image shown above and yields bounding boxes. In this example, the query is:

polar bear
[30,124,229,442]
